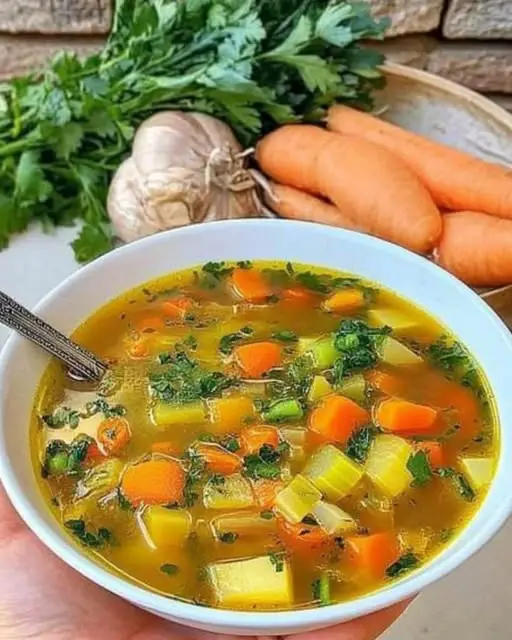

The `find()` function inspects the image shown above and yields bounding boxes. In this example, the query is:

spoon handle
[0,291,107,382]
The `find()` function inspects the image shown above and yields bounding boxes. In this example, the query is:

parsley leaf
[242,443,289,480]
[407,451,433,487]
[219,326,254,355]
[333,320,391,381]
[437,467,476,502]
[160,563,179,576]
[345,426,377,463]
[272,329,298,343]
[386,553,419,578]
[218,532,239,544]
[268,551,285,572]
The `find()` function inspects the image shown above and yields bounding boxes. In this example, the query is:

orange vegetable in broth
[32,260,498,611]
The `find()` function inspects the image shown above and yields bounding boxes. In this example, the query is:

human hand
[0,484,411,640]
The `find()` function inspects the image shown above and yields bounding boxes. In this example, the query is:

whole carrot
[435,211,512,286]
[267,182,364,232]
[327,105,512,218]
[256,125,441,254]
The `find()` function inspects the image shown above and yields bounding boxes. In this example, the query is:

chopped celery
[212,512,277,538]
[298,336,338,369]
[152,402,206,427]
[312,501,358,535]
[203,473,254,510]
[144,507,192,548]
[209,396,255,433]
[380,337,423,367]
[460,457,494,491]
[75,459,124,499]
[263,399,303,423]
[338,374,366,403]
[208,555,293,608]
[279,427,307,446]
[365,434,414,497]
[308,375,333,404]
[303,444,364,501]
[312,572,331,606]
[368,308,418,333]
[275,474,322,524]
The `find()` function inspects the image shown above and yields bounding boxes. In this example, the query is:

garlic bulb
[107,111,271,243]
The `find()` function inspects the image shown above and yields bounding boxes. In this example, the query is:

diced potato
[208,555,293,608]
[312,501,358,535]
[274,474,322,524]
[308,375,333,404]
[298,336,338,369]
[212,512,278,538]
[152,402,206,427]
[203,474,254,510]
[303,445,364,502]
[279,427,307,446]
[338,374,366,403]
[461,457,494,491]
[365,434,413,497]
[144,507,192,548]
[209,396,255,433]
[380,337,423,367]
[368,308,418,333]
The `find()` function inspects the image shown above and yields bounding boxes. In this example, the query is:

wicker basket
[378,63,512,328]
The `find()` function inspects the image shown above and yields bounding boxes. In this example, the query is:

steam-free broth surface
[32,261,497,611]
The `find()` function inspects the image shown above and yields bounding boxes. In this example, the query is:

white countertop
[0,226,510,639]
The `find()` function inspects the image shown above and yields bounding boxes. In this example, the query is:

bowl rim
[1,219,512,634]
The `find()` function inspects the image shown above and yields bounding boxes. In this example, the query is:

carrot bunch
[256,106,512,287]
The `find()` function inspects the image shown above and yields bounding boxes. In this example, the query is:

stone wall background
[0,1,511,113]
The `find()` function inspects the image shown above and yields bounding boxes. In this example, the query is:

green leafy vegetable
[150,351,236,404]
[218,532,239,544]
[437,467,476,502]
[260,510,274,520]
[81,398,127,419]
[386,552,419,578]
[64,519,115,549]
[333,319,391,381]
[183,450,207,507]
[268,551,285,573]
[427,337,479,389]
[407,451,433,487]
[242,443,289,480]
[219,326,254,355]
[220,436,241,453]
[345,425,377,463]
[272,329,298,343]
[42,407,81,429]
[0,0,387,262]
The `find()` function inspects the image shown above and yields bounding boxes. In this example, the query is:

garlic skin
[108,111,270,243]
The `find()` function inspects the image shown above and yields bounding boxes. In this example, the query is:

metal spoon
[0,290,108,383]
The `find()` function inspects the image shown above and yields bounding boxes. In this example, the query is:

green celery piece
[263,399,303,423]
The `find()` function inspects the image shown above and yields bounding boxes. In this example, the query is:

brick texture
[369,0,444,36]
[444,0,512,39]
[0,1,111,34]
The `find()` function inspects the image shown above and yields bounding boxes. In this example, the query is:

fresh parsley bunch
[0,0,388,262]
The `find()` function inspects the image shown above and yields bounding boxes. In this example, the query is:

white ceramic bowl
[1,220,511,637]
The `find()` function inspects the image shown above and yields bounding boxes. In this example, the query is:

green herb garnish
[386,552,419,578]
[333,320,391,382]
[64,519,115,549]
[345,426,377,463]
[160,563,180,576]
[42,407,81,429]
[260,510,274,520]
[407,451,433,487]
[312,573,331,606]
[268,551,285,573]
[437,467,476,501]
[242,443,289,480]
[272,329,298,343]
[219,326,254,355]
[218,532,239,544]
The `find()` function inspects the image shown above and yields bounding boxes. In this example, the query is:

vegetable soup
[32,261,498,611]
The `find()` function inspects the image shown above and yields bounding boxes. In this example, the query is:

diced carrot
[233,342,283,378]
[240,425,280,455]
[277,517,331,556]
[151,441,179,457]
[376,398,438,435]
[416,441,445,470]
[309,395,369,444]
[323,289,365,314]
[127,338,149,359]
[366,370,404,397]
[253,479,285,509]
[195,443,242,475]
[97,417,131,455]
[121,459,185,507]
[161,296,194,319]
[345,532,401,579]
[136,315,165,332]
[231,268,272,302]
[281,286,317,305]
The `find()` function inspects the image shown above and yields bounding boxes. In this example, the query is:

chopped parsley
[160,563,180,576]
[183,451,207,507]
[427,337,479,390]
[439,528,455,543]
[272,329,298,343]
[218,532,238,544]
[333,320,391,382]
[64,519,115,549]
[260,510,274,520]
[407,451,433,487]
[220,436,240,453]
[236,261,253,269]
[242,443,289,480]
[149,351,236,404]
[81,398,127,420]
[219,326,254,355]
[198,262,235,289]
[42,407,81,429]
[345,426,377,463]
[437,467,475,502]
[386,553,419,578]
[268,551,285,573]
